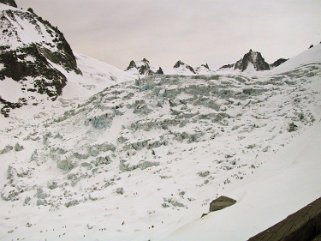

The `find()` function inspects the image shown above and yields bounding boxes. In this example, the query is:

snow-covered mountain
[1,2,321,241]
[219,49,287,72]
[0,1,80,116]
[0,1,134,117]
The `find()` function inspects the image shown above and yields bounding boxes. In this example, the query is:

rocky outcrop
[202,196,237,218]
[271,58,288,68]
[248,197,321,241]
[0,0,17,7]
[209,196,237,212]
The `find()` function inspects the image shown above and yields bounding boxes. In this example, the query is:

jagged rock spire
[234,49,270,71]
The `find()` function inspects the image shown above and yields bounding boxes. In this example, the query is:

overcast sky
[16,0,321,69]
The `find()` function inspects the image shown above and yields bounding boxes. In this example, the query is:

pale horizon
[16,0,321,70]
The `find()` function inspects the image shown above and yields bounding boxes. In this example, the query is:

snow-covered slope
[62,53,134,99]
[164,106,321,241]
[273,43,321,73]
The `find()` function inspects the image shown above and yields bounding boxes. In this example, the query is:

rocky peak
[173,60,184,68]
[142,58,150,64]
[0,0,17,8]
[234,49,270,71]
[126,60,137,70]
[173,60,196,74]
[201,63,210,69]
[125,58,162,76]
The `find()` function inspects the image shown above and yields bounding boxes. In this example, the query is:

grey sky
[16,0,321,69]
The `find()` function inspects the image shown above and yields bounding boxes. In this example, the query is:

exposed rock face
[219,63,234,70]
[0,6,81,117]
[248,197,321,241]
[0,0,17,7]
[209,196,237,212]
[309,44,314,49]
[138,64,153,75]
[271,58,288,68]
[173,60,196,74]
[234,49,270,71]
[219,50,270,71]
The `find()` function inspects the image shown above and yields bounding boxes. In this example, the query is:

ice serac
[0,5,80,116]
[0,0,17,8]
